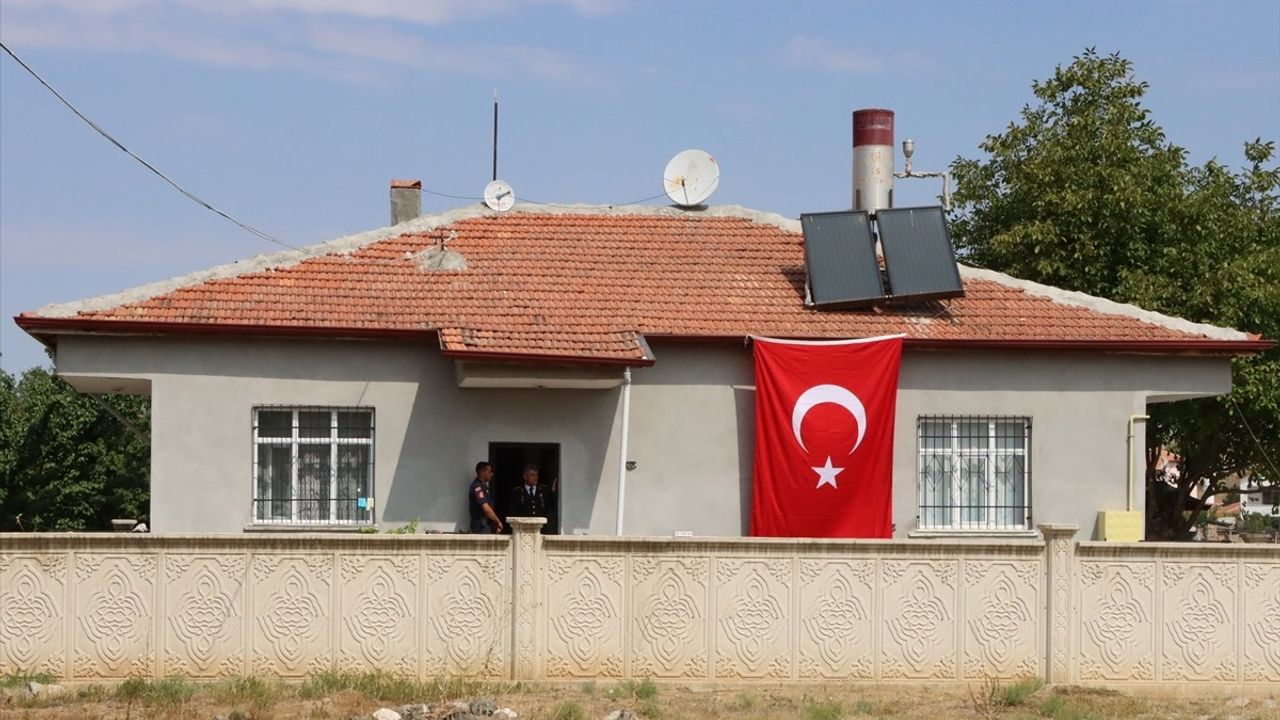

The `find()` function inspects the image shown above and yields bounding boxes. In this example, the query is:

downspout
[615,367,633,536]
[1127,414,1149,511]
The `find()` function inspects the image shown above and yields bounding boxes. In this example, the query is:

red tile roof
[17,208,1268,363]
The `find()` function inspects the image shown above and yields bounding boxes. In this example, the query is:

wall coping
[0,532,509,552]
[4,533,1274,558]
[543,534,1046,555]
[1077,540,1280,558]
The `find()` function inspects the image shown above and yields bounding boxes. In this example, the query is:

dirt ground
[1,678,1277,720]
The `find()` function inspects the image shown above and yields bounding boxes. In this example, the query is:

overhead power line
[1,41,304,253]
[2,42,680,260]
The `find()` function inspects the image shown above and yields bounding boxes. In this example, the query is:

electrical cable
[1229,394,1280,484]
[421,188,485,202]
[4,41,693,264]
[1,41,305,253]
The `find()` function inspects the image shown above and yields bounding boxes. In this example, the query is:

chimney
[390,179,422,225]
[852,109,894,213]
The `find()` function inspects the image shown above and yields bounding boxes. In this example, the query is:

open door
[489,441,560,534]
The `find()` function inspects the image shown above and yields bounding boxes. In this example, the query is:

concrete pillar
[390,179,421,225]
[508,516,546,680]
[1039,523,1079,684]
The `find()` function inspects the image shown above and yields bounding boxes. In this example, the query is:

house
[15,181,1269,540]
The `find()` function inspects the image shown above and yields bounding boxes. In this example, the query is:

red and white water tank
[852,108,895,213]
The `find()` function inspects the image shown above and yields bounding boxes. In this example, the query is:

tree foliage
[0,367,150,531]
[950,49,1279,540]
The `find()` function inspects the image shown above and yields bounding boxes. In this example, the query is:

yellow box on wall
[1098,510,1144,541]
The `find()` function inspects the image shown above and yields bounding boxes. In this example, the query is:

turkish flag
[750,335,903,538]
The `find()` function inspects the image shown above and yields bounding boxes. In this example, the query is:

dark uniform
[508,483,551,524]
[468,478,497,533]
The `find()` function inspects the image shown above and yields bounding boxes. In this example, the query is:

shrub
[997,677,1044,706]
[385,518,420,535]
[0,672,57,689]
[803,698,844,720]
[551,700,586,720]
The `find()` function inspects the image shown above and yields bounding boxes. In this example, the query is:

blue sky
[2,0,1278,372]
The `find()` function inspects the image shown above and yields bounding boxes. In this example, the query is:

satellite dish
[663,149,719,207]
[483,179,515,212]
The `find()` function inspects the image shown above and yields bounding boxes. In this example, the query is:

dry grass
[0,673,1277,720]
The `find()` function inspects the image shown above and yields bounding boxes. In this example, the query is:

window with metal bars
[252,407,374,525]
[917,416,1030,531]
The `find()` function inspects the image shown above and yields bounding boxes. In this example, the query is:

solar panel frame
[800,210,885,308]
[876,206,965,303]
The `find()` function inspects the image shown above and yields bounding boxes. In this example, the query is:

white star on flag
[812,456,844,489]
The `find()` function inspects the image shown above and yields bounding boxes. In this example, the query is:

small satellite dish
[483,179,515,212]
[663,149,719,207]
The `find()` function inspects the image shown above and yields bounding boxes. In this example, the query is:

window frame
[916,415,1031,532]
[250,405,375,526]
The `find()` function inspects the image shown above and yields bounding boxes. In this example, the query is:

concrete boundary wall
[1,522,1276,687]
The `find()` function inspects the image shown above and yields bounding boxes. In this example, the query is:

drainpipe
[1127,415,1149,511]
[615,368,633,536]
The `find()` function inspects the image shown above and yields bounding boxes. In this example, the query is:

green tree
[950,49,1279,540]
[0,367,150,531]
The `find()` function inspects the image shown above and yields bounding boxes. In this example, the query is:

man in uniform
[468,461,503,533]
[508,465,552,532]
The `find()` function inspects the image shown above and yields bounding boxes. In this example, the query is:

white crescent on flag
[790,383,867,454]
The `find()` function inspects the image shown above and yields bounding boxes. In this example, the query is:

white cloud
[2,0,623,25]
[301,19,597,81]
[0,0,601,84]
[782,35,884,75]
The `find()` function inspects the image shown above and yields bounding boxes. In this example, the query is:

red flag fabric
[750,335,903,538]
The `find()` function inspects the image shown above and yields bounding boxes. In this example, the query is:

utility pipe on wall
[1127,414,1149,512]
[615,368,633,536]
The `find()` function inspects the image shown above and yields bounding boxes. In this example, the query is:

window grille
[918,416,1030,531]
[252,406,374,525]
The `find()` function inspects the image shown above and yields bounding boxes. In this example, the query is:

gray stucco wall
[53,336,1231,539]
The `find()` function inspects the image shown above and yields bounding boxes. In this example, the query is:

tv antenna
[483,89,515,211]
[663,149,720,207]
[491,88,499,182]
[894,138,952,210]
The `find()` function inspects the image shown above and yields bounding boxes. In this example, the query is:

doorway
[489,442,561,534]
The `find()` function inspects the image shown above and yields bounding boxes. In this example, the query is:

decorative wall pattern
[73,554,156,678]
[164,554,245,677]
[881,560,956,679]
[714,558,790,679]
[544,556,624,678]
[338,556,416,675]
[630,556,709,678]
[963,561,1039,678]
[1242,563,1280,683]
[1076,546,1280,685]
[797,559,874,679]
[1160,564,1234,681]
[0,532,1275,686]
[422,554,508,678]
[1078,562,1155,681]
[0,554,67,677]
[251,555,331,677]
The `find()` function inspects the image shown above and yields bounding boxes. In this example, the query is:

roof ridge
[957,264,1248,341]
[31,203,799,319]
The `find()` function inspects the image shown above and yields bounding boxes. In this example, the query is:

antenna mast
[492,88,499,182]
